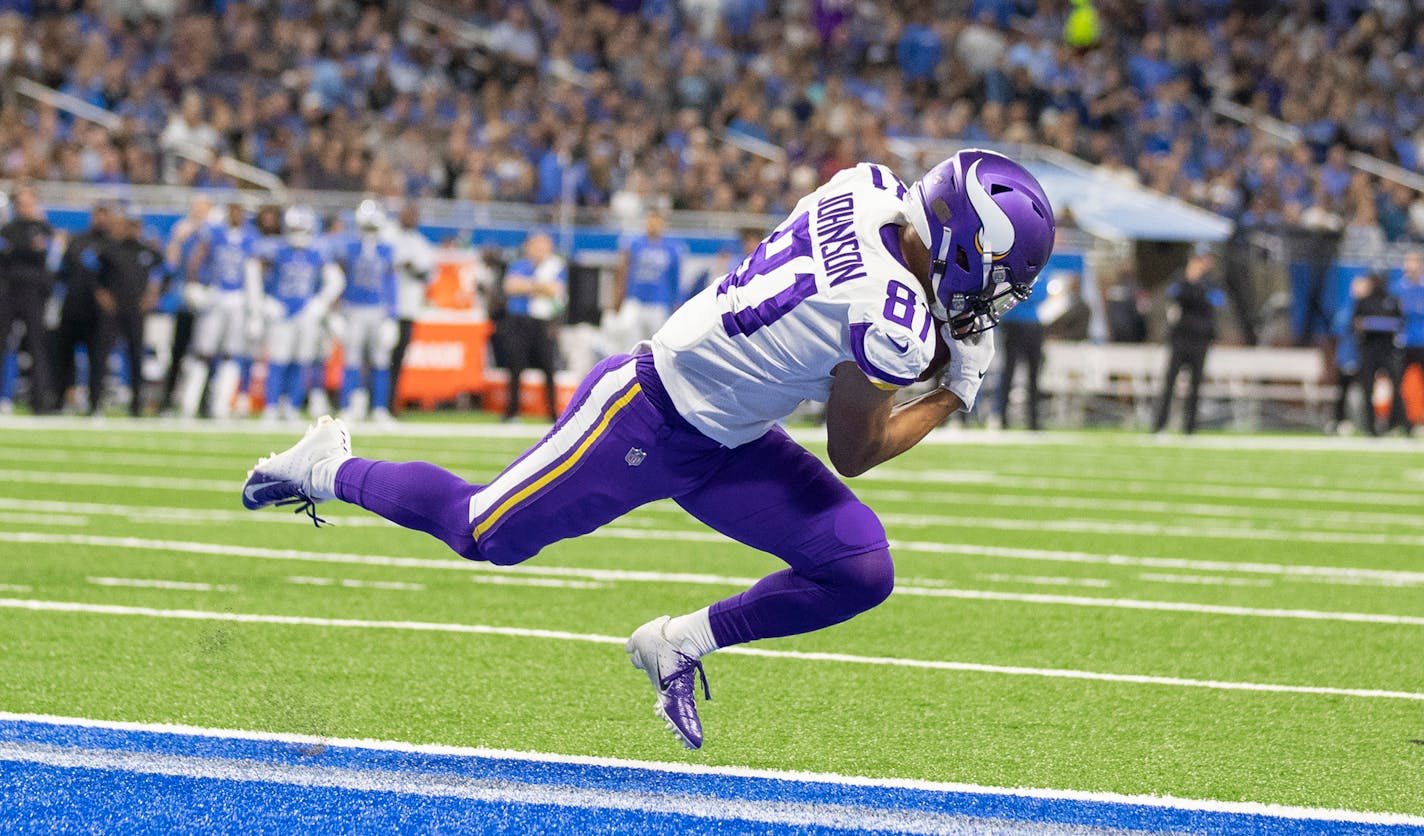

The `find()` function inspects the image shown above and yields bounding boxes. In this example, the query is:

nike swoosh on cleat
[243,480,286,505]
[977,370,987,379]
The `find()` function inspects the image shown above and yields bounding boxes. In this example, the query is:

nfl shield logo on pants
[625,447,646,467]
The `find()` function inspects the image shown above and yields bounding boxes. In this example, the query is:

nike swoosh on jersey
[888,336,910,353]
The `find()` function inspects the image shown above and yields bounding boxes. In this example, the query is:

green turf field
[0,420,1421,817]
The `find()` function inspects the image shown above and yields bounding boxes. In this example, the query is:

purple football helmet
[903,149,1055,338]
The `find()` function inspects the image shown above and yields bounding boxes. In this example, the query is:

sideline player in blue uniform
[242,151,1055,749]
[176,200,257,418]
[610,210,685,347]
[335,201,399,422]
[249,206,344,420]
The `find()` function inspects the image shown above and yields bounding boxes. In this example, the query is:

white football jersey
[651,163,937,448]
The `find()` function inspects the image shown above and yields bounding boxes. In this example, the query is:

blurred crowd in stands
[1,0,1423,244]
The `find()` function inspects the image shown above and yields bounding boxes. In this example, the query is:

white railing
[1211,96,1424,194]
[12,77,286,195]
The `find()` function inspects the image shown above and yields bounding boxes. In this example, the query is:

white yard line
[876,513,1424,548]
[0,598,1418,702]
[855,488,1424,530]
[888,587,1424,625]
[0,497,394,528]
[2,711,1419,827]
[866,468,1424,507]
[1138,574,1274,588]
[974,574,1113,589]
[0,511,87,527]
[3,531,1422,626]
[0,442,516,474]
[4,461,1422,511]
[6,492,1424,555]
[2,413,1421,453]
[87,577,237,593]
[470,576,605,590]
[286,577,426,592]
[875,535,1424,585]
[0,470,232,492]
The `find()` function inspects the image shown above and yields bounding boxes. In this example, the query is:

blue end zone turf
[0,718,1419,835]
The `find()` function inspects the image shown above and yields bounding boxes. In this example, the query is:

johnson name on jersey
[651,163,937,448]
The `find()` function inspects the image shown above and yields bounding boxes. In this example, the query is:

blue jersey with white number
[338,236,398,316]
[623,235,683,308]
[265,243,327,318]
[202,224,256,293]
[651,163,932,447]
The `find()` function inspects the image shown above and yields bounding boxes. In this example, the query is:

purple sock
[335,458,481,559]
[707,549,895,647]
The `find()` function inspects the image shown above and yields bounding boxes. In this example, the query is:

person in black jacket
[1152,249,1225,434]
[95,210,164,416]
[1352,271,1411,436]
[53,202,113,412]
[0,186,58,414]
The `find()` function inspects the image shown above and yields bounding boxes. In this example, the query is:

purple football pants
[334,352,893,647]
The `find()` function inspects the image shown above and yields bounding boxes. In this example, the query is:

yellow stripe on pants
[473,383,643,539]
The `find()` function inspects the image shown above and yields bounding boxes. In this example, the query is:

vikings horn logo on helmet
[966,159,1016,263]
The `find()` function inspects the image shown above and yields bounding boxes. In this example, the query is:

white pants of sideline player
[338,305,398,420]
[267,312,324,366]
[177,291,249,419]
[341,305,397,371]
[605,299,672,354]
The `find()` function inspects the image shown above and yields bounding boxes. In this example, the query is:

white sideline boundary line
[0,743,980,836]
[0,711,1419,827]
[0,597,1420,703]
[6,531,1424,625]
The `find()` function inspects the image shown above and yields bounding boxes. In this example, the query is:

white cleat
[627,616,710,750]
[241,415,351,525]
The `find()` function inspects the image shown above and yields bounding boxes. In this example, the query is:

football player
[248,206,344,420]
[242,151,1054,748]
[334,200,399,422]
[175,200,255,419]
[609,209,685,347]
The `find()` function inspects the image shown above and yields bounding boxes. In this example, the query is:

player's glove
[938,324,994,412]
